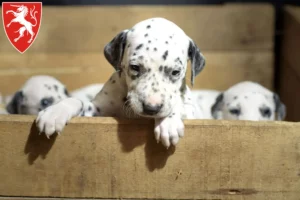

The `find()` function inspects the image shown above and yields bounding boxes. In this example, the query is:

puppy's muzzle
[142,103,163,115]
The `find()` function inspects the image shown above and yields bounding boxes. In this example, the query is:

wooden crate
[279,5,300,122]
[0,3,300,200]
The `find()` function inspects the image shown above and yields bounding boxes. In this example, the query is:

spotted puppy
[36,17,206,148]
[211,81,286,121]
[70,84,104,102]
[6,75,70,115]
[192,89,221,119]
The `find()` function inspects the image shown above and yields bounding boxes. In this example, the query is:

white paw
[154,116,184,148]
[36,104,72,139]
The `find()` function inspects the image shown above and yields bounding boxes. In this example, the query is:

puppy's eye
[171,70,181,76]
[40,97,54,108]
[229,108,241,115]
[260,107,271,117]
[130,65,140,72]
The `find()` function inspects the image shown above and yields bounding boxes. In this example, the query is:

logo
[2,2,42,53]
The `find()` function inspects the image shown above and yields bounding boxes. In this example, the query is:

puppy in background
[70,84,104,102]
[6,75,70,115]
[211,81,286,121]
[192,89,220,119]
[0,93,8,114]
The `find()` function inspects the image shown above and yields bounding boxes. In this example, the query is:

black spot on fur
[88,106,92,111]
[170,95,172,99]
[165,41,168,44]
[136,44,143,50]
[159,66,163,72]
[153,88,158,93]
[164,66,172,74]
[127,44,131,48]
[175,57,183,65]
[234,96,238,100]
[144,33,148,37]
[169,36,173,39]
[146,47,149,51]
[138,55,144,60]
[245,96,248,99]
[146,25,151,29]
[148,40,151,43]
[112,80,116,84]
[168,115,172,118]
[133,53,136,56]
[154,47,157,51]
[53,85,58,91]
[64,88,70,96]
[162,50,168,60]
[104,91,108,95]
[147,68,151,72]
[152,83,155,87]
[143,85,148,90]
[96,107,101,113]
[188,98,191,100]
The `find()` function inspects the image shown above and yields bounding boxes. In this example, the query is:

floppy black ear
[211,93,224,119]
[104,30,129,71]
[188,40,206,86]
[6,91,23,114]
[273,93,286,121]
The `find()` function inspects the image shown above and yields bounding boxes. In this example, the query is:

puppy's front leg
[154,110,184,148]
[36,72,127,138]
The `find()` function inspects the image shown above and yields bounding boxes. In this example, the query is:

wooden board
[0,115,299,199]
[282,6,300,77]
[279,60,300,122]
[0,4,274,52]
[0,51,273,95]
[279,6,300,122]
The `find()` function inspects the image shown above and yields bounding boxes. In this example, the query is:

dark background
[1,0,299,89]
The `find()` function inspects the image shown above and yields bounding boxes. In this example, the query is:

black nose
[143,103,163,115]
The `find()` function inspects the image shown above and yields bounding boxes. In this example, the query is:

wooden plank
[0,51,273,95]
[279,60,300,122]
[0,4,274,52]
[282,6,300,77]
[0,115,299,199]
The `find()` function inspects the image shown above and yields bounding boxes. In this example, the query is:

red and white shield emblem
[2,2,42,53]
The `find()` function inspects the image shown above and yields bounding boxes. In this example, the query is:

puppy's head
[104,18,206,118]
[211,81,286,121]
[6,75,70,115]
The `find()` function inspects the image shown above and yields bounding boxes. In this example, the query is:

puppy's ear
[211,93,224,119]
[273,93,286,121]
[104,30,129,71]
[6,91,23,114]
[188,39,206,86]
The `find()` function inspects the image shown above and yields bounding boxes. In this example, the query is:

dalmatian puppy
[6,75,70,115]
[70,84,104,102]
[192,89,221,119]
[0,93,9,115]
[211,81,286,121]
[36,17,206,148]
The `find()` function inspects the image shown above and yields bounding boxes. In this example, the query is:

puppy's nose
[143,103,163,115]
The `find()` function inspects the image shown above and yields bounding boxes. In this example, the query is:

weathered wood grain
[0,115,299,199]
[0,4,274,52]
